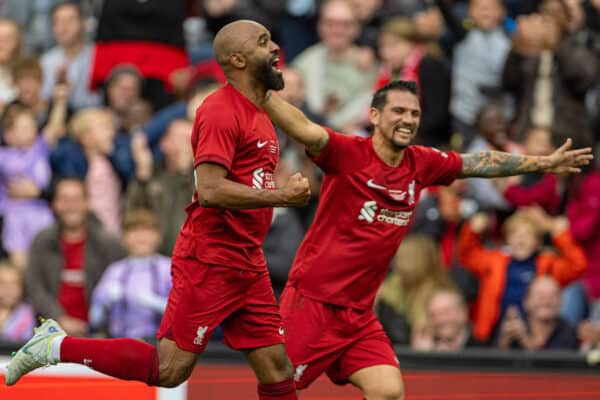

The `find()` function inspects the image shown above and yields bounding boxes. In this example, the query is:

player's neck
[227,77,266,109]
[372,133,404,167]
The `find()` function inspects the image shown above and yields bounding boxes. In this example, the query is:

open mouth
[271,57,281,73]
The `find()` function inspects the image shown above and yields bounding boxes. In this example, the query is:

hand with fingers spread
[280,172,311,207]
[543,138,594,175]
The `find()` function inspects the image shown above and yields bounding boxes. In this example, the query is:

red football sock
[60,337,160,386]
[258,378,297,399]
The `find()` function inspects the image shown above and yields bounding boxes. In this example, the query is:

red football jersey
[174,83,279,271]
[288,128,463,309]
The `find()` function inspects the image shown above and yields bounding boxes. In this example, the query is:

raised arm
[195,163,310,209]
[263,91,329,156]
[41,83,69,146]
[459,139,593,178]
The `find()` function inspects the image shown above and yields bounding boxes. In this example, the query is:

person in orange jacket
[458,206,587,342]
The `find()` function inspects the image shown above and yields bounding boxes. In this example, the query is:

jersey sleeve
[307,127,360,174]
[193,103,238,170]
[417,146,463,187]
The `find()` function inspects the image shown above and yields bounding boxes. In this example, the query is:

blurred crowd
[0,0,599,358]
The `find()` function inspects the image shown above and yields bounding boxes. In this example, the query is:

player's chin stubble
[257,60,284,91]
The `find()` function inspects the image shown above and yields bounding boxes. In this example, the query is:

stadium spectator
[89,209,171,339]
[437,0,511,148]
[25,178,125,337]
[90,0,190,109]
[292,0,378,132]
[139,78,220,162]
[201,0,286,44]
[0,0,57,54]
[41,1,101,111]
[62,108,123,233]
[496,276,579,350]
[565,167,600,324]
[466,103,522,212]
[10,57,53,128]
[377,235,455,344]
[502,0,598,144]
[125,119,195,255]
[375,17,451,147]
[0,83,67,270]
[0,18,21,112]
[348,0,386,50]
[459,208,588,342]
[104,65,145,132]
[410,180,480,302]
[0,261,34,343]
[412,289,484,351]
[497,127,562,214]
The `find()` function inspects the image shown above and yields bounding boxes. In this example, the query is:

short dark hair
[50,176,88,202]
[371,80,419,111]
[50,1,84,19]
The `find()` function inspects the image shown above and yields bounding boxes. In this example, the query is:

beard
[257,58,284,90]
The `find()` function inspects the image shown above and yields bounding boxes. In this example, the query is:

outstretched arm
[263,91,329,156]
[460,139,593,178]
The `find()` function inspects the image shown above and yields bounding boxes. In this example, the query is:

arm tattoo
[460,151,550,178]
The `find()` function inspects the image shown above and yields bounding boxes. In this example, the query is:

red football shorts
[279,285,399,389]
[157,256,285,353]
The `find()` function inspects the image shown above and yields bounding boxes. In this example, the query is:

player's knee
[158,356,194,388]
[250,346,295,383]
[266,351,295,381]
[364,382,404,400]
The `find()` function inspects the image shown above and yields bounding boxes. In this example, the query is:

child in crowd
[89,209,171,338]
[459,207,587,342]
[0,85,67,269]
[0,261,35,342]
[68,108,121,233]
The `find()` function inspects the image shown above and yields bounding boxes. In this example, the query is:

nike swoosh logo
[257,140,268,148]
[367,179,387,190]
[22,336,47,355]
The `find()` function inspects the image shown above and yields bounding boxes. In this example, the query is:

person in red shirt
[263,79,593,399]
[6,20,310,400]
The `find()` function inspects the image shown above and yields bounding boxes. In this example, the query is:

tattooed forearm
[459,151,551,178]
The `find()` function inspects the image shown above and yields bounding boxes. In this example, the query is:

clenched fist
[281,172,311,207]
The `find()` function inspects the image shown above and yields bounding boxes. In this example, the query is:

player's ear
[230,53,246,69]
[369,107,380,126]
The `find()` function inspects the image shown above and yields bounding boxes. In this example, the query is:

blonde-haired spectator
[376,235,454,344]
[68,107,121,234]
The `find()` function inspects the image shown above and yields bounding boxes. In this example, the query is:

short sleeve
[193,104,238,170]
[307,127,362,174]
[417,146,463,187]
